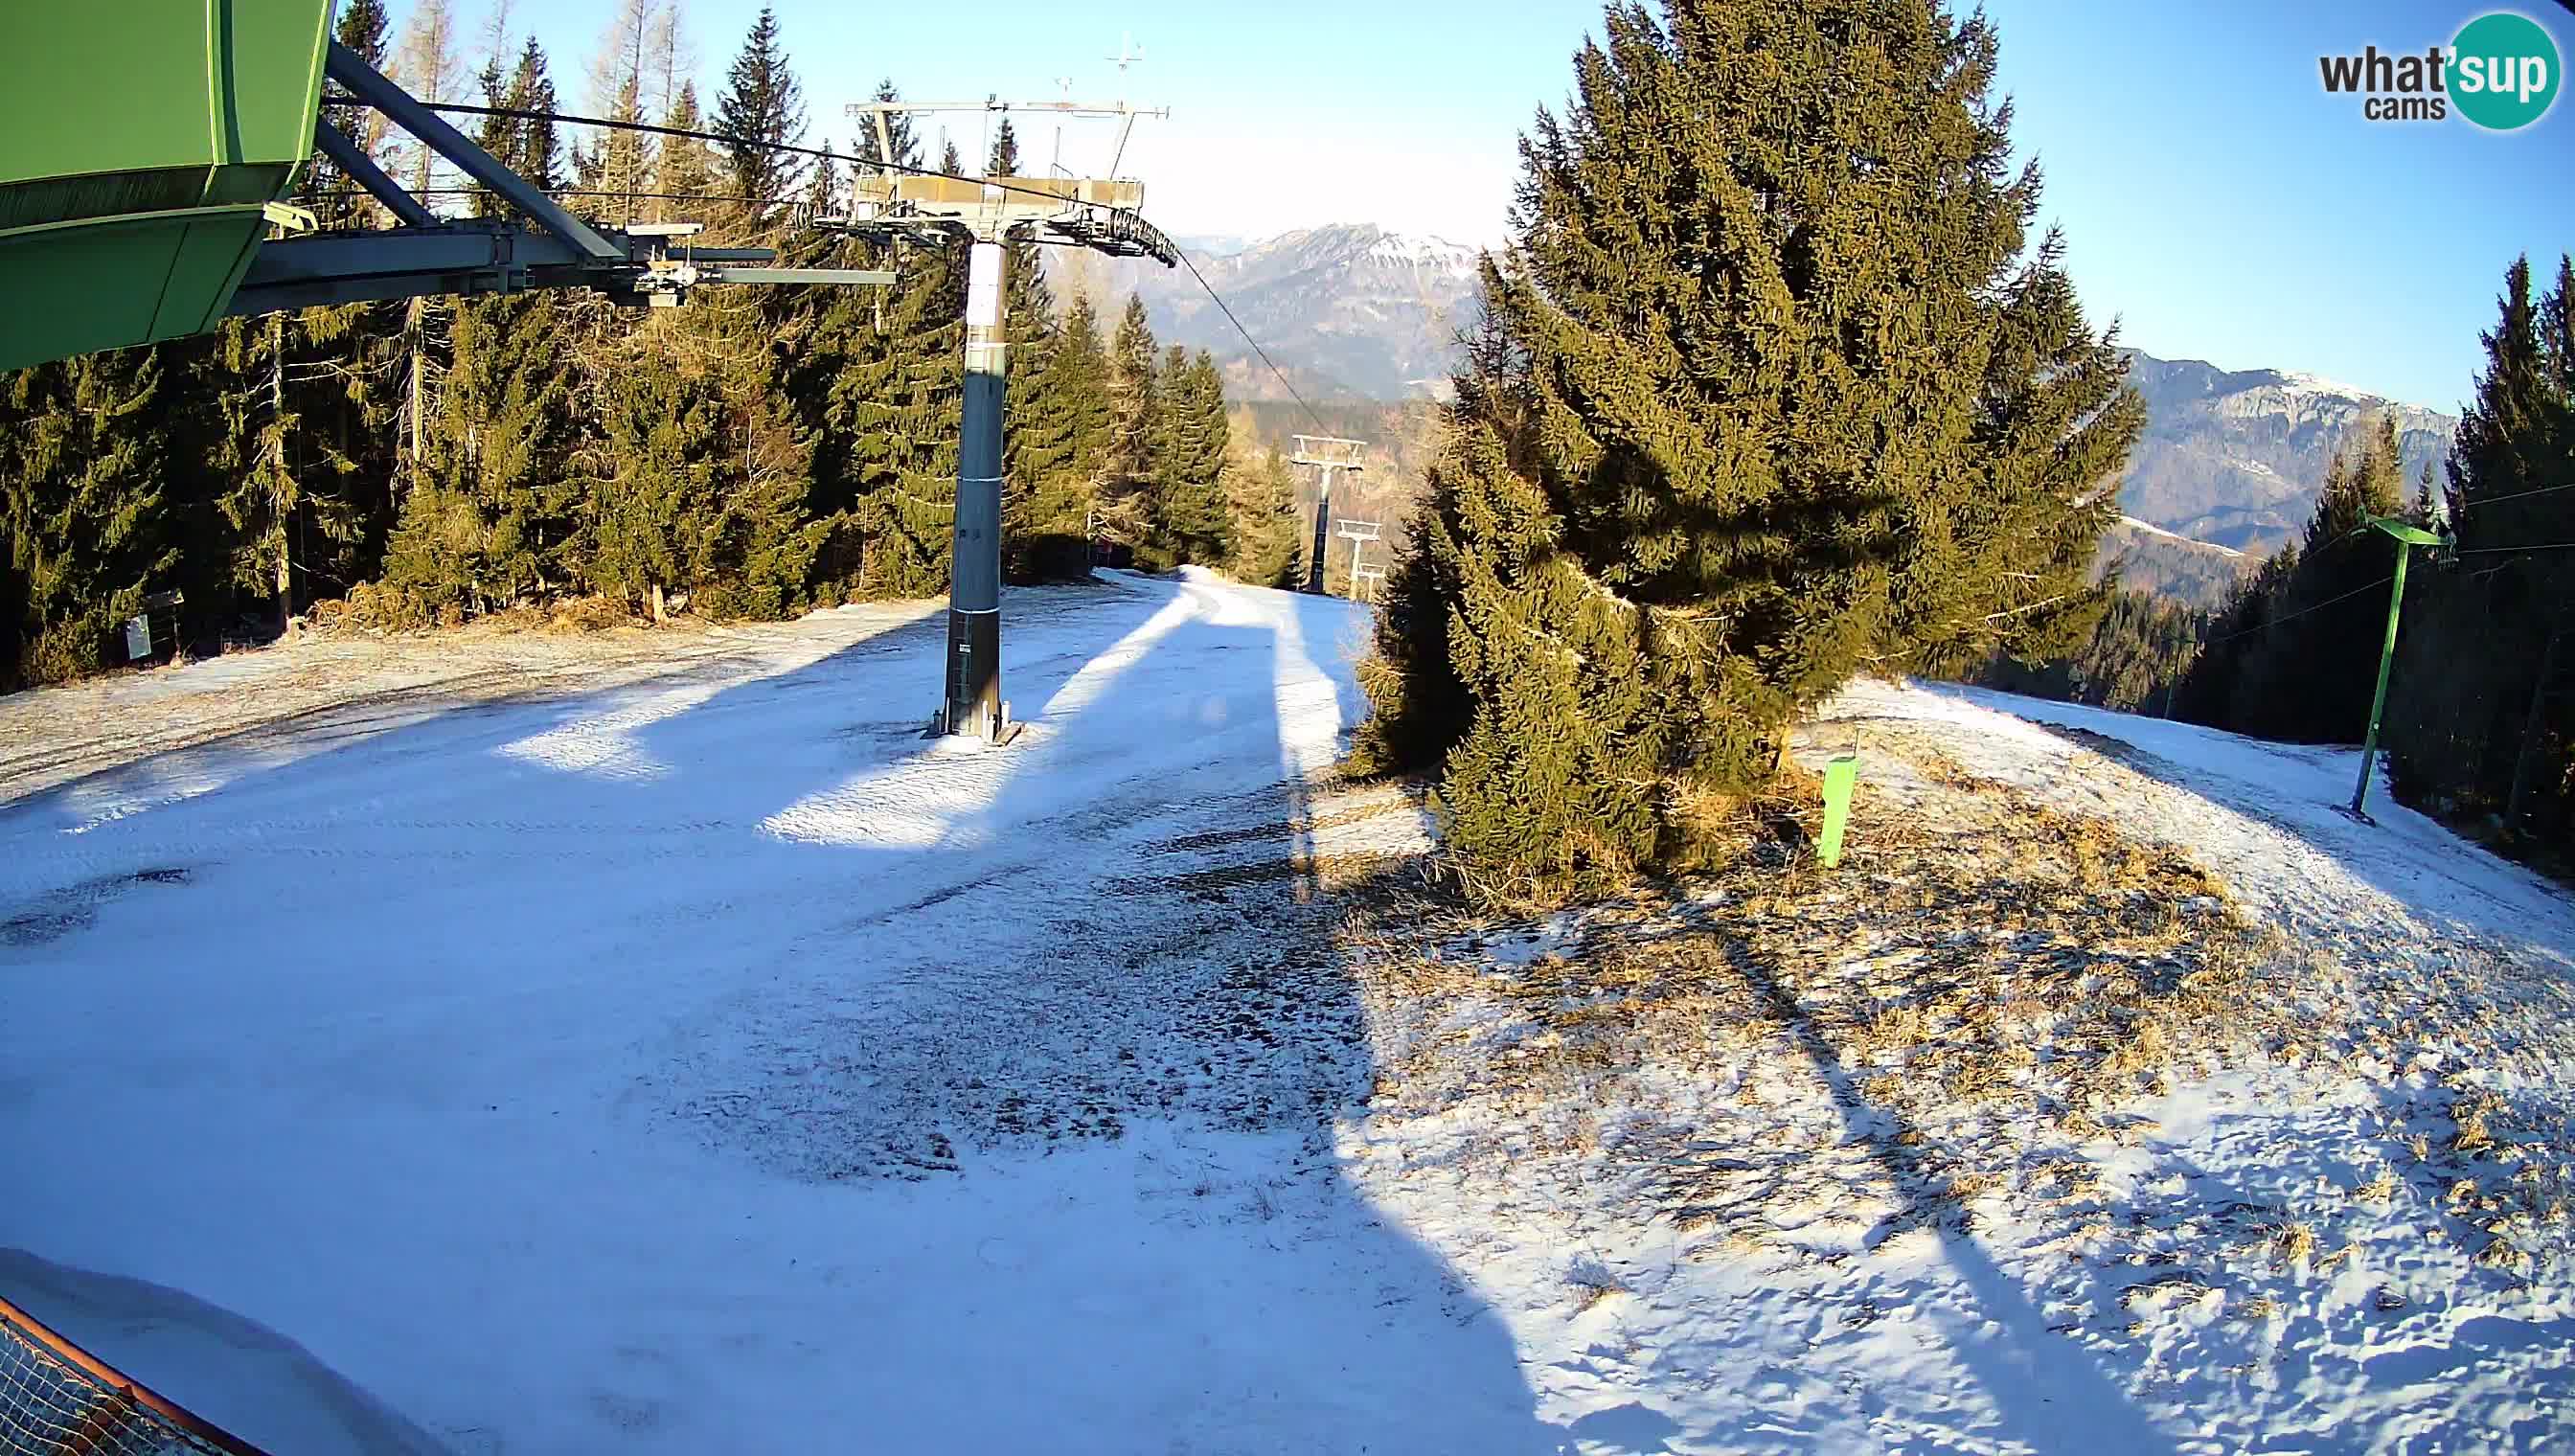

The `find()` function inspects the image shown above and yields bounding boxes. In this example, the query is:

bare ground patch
[1339,741,2336,1245]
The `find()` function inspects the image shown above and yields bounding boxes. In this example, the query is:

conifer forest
[0,0,1298,694]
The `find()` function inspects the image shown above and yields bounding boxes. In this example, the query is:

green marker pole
[1817,755,1859,868]
[2351,516,2443,818]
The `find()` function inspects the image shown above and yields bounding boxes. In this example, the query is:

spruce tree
[214,315,306,621]
[0,349,182,688]
[1226,448,1304,589]
[513,38,563,195]
[1002,294,1111,580]
[717,8,809,219]
[987,122,1057,342]
[767,86,963,599]
[1100,293,1162,555]
[305,0,395,228]
[470,52,520,216]
[1147,348,1233,566]
[849,80,919,179]
[582,320,724,622]
[200,309,379,631]
[836,249,963,597]
[991,129,1098,582]
[677,285,831,620]
[1057,296,1114,483]
[2450,257,2571,564]
[805,137,843,219]
[1357,0,2141,890]
[385,293,577,619]
[656,80,722,209]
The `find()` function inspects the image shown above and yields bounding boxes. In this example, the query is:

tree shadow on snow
[1720,937,2183,1455]
[0,572,1555,1452]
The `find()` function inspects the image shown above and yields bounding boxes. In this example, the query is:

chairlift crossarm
[242,43,896,321]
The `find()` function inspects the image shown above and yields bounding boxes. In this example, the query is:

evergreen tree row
[2382,255,2575,847]
[1971,251,2575,864]
[2171,413,2422,740]
[1967,589,2206,716]
[0,3,1289,694]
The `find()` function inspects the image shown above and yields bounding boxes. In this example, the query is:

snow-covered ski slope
[4,568,2570,1452]
[2,570,1504,1453]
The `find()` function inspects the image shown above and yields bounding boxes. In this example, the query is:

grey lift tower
[1290,436,1367,596]
[1334,517,1383,602]
[837,94,1177,742]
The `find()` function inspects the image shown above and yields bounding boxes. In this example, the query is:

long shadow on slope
[0,573,1552,1452]
[0,602,958,849]
[598,573,1557,1449]
[1724,939,2180,1454]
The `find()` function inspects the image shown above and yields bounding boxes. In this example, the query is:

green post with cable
[2350,515,2446,819]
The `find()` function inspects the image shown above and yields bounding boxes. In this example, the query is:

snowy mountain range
[2114,351,2457,557]
[1047,222,1481,403]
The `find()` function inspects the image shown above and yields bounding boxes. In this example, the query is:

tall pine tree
[770,88,963,598]
[304,0,395,229]
[715,7,808,223]
[384,292,577,619]
[1099,293,1162,557]
[1145,348,1233,567]
[990,122,1100,581]
[1226,448,1304,589]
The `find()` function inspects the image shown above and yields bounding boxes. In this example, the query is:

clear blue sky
[476,0,2572,409]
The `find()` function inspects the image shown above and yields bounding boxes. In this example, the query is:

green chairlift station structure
[0,0,887,375]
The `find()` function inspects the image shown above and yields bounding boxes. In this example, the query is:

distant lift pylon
[1290,437,1368,596]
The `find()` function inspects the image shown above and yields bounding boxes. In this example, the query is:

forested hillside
[2048,254,2575,859]
[0,1,1298,694]
[2100,518,2247,608]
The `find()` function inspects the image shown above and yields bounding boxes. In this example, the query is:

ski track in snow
[3,572,2571,1453]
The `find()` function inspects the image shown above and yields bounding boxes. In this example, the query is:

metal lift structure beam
[254,41,895,316]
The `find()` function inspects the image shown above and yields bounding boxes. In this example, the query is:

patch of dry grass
[2267,1221,2317,1267]
[1566,1264,1629,1313]
[1340,738,2296,1244]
